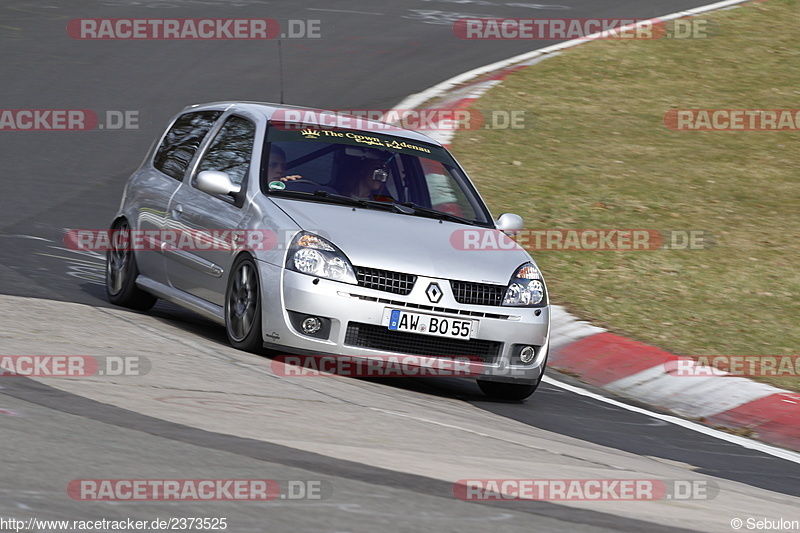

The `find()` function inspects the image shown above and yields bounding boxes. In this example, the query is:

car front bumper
[258,262,549,384]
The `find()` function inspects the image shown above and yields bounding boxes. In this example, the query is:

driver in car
[267,145,302,182]
[337,153,396,202]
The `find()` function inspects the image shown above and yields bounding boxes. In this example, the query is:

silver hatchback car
[106,102,550,400]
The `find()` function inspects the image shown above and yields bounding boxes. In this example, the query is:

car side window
[153,111,221,181]
[196,115,256,188]
[420,158,479,220]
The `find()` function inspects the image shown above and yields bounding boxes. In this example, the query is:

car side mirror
[495,213,524,235]
[196,170,241,197]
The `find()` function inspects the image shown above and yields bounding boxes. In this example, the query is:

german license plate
[384,309,477,339]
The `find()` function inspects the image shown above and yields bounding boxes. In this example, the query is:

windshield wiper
[399,202,476,225]
[270,190,473,223]
[270,189,402,212]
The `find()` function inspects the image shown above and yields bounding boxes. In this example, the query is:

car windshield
[261,123,493,226]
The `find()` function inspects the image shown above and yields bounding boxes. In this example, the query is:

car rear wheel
[106,219,157,311]
[476,379,541,401]
[225,255,263,352]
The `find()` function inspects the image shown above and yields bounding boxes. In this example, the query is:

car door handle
[171,204,183,219]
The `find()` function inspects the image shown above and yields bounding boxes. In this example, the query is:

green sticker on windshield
[268,180,286,190]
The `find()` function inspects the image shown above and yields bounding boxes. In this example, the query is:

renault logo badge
[426,282,443,303]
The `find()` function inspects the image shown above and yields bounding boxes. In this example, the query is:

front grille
[344,293,513,320]
[345,322,501,363]
[450,281,506,306]
[355,266,416,295]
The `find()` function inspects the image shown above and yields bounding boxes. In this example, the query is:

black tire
[224,255,263,352]
[477,379,541,401]
[105,219,157,311]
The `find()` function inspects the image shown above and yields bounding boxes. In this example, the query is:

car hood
[271,198,533,284]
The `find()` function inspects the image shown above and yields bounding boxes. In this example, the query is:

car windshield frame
[260,122,494,227]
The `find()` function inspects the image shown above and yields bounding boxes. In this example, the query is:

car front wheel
[225,255,263,352]
[106,219,157,311]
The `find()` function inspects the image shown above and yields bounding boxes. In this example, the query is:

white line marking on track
[306,8,384,15]
[543,375,800,465]
[0,234,51,241]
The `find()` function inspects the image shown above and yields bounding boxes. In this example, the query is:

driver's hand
[280,175,303,182]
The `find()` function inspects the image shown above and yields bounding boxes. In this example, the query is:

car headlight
[502,262,546,307]
[286,232,357,284]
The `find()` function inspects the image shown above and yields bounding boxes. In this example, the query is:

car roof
[182,101,444,147]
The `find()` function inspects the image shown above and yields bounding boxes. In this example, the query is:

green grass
[450,0,800,391]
